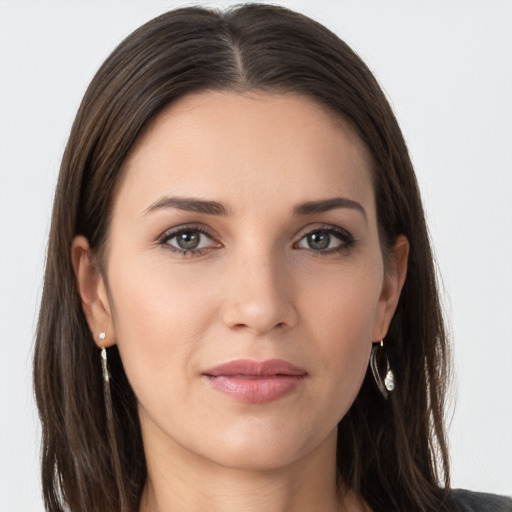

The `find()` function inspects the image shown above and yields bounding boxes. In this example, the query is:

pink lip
[203,359,307,404]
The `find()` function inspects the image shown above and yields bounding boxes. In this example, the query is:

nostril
[232,321,286,332]
[222,298,298,334]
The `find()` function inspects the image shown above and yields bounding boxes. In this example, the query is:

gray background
[1,1,511,510]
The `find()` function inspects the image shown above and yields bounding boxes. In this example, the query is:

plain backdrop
[1,1,511,510]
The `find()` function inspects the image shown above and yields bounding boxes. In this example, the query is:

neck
[138,425,364,512]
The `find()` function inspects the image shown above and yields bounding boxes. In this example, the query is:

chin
[195,420,336,472]
[206,440,307,472]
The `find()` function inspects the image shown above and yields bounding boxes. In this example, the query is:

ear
[372,234,409,341]
[71,235,116,348]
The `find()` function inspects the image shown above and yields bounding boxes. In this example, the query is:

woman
[33,4,512,512]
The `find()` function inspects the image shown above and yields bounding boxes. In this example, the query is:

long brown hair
[34,4,452,511]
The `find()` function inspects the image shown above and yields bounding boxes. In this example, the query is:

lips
[203,359,307,404]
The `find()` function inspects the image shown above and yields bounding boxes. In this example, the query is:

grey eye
[165,229,216,251]
[298,229,346,252]
[175,231,201,250]
[161,226,222,255]
[307,231,331,250]
[296,228,350,252]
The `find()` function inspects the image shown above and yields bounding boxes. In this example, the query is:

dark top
[451,489,512,511]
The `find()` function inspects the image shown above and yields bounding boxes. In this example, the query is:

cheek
[300,262,382,408]
[302,259,382,344]
[106,256,220,400]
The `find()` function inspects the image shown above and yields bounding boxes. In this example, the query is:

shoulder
[450,489,512,511]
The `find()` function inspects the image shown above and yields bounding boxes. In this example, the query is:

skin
[72,91,408,512]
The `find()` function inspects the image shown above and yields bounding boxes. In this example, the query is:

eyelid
[158,223,222,251]
[293,223,355,253]
[294,223,354,242]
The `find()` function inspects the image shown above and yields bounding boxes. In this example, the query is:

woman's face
[82,91,406,470]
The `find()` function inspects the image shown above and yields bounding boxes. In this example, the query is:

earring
[97,335,127,508]
[370,340,395,399]
[99,333,109,383]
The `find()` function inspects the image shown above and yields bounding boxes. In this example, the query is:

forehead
[118,90,375,216]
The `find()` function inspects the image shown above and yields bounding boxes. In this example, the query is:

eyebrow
[143,195,367,222]
[144,196,230,216]
[293,197,367,222]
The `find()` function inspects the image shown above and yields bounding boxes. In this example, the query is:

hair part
[34,4,452,511]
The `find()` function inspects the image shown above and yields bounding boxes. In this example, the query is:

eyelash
[295,225,355,257]
[158,224,215,257]
[158,224,355,258]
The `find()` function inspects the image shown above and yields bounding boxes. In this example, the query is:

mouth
[203,359,308,404]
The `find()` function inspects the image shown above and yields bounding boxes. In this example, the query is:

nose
[221,250,298,335]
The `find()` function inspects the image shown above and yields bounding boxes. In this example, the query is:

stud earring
[370,340,395,399]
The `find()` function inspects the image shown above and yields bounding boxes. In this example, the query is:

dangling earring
[98,332,114,424]
[370,340,395,399]
[99,332,109,383]
[97,333,127,508]
[98,332,114,437]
